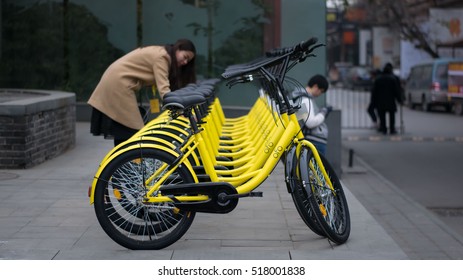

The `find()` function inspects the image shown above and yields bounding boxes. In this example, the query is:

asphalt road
[342,105,463,237]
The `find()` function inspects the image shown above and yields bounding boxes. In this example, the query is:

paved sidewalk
[0,122,461,259]
[342,127,463,260]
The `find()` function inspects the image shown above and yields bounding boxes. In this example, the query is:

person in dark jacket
[371,63,403,134]
[367,69,382,129]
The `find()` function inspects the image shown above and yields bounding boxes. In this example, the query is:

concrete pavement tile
[393,231,452,259]
[58,215,95,227]
[14,226,88,239]
[439,216,463,238]
[0,227,23,239]
[280,199,298,210]
[54,249,174,260]
[0,190,15,201]
[288,229,325,242]
[28,216,65,227]
[438,245,463,259]
[10,206,52,218]
[290,249,406,260]
[220,239,293,248]
[50,198,90,208]
[69,225,123,250]
[421,225,463,246]
[343,234,407,259]
[39,205,90,217]
[0,248,59,260]
[290,249,362,260]
[186,223,290,241]
[168,239,223,250]
[171,249,291,260]
[186,211,291,241]
[284,217,310,230]
[406,249,449,260]
[80,223,112,237]
[292,239,334,250]
[72,235,127,251]
[0,238,78,251]
[376,212,418,231]
[0,216,32,228]
[183,224,222,240]
[283,208,310,222]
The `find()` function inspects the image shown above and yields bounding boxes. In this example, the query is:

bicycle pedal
[221,191,263,200]
[249,192,263,197]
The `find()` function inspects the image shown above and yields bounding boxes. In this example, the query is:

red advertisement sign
[448,62,463,96]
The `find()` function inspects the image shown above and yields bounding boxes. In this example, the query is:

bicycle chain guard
[160,182,239,214]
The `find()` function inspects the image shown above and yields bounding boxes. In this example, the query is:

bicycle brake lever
[298,53,316,63]
[226,75,254,88]
[307,43,325,54]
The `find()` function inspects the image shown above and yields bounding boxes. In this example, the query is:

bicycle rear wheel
[299,147,350,244]
[93,148,196,250]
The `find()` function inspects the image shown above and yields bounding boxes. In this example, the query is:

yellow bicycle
[89,37,350,249]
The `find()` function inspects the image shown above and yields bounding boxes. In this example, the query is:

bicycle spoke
[93,148,196,249]
[304,150,350,244]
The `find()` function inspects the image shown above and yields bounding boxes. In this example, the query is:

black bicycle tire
[94,147,196,250]
[99,150,185,235]
[289,179,326,237]
[286,148,325,237]
[300,147,350,244]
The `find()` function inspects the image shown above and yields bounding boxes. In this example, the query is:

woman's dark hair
[165,39,197,90]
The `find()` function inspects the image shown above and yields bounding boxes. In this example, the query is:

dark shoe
[390,129,398,135]
[377,128,387,134]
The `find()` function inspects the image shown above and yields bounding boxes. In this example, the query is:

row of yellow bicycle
[89,37,351,250]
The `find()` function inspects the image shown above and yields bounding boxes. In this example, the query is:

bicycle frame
[89,99,332,207]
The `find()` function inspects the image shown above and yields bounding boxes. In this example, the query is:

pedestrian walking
[367,101,378,128]
[290,74,332,155]
[88,39,197,146]
[367,69,381,129]
[371,63,403,135]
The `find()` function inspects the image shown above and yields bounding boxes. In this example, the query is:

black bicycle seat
[162,92,206,111]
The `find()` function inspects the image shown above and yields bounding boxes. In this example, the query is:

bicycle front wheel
[93,148,196,250]
[290,178,326,237]
[285,148,325,237]
[299,147,350,244]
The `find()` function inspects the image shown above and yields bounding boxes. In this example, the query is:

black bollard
[348,149,354,168]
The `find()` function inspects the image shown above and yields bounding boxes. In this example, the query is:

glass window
[435,63,448,87]
[0,0,274,104]
[421,65,433,85]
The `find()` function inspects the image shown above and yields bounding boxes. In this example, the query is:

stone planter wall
[0,89,76,169]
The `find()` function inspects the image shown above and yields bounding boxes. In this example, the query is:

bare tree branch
[363,0,440,58]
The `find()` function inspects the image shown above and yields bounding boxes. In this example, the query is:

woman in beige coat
[88,39,196,146]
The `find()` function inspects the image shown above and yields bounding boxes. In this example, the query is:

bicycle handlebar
[265,37,318,57]
[221,36,323,80]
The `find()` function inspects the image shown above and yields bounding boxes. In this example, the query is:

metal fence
[326,87,373,129]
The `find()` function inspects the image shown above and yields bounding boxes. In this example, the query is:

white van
[406,58,463,112]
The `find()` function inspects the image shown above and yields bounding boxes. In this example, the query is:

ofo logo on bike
[264,139,274,154]
[273,145,283,158]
